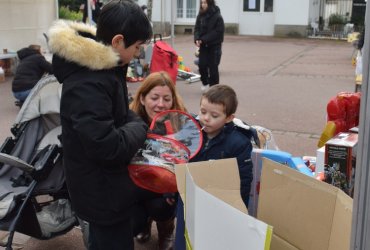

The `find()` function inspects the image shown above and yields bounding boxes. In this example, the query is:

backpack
[150,34,178,84]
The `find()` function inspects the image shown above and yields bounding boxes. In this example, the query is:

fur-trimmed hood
[48,20,120,71]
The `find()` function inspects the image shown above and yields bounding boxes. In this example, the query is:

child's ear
[112,34,125,49]
[226,114,235,123]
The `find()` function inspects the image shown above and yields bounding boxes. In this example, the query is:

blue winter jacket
[190,122,253,208]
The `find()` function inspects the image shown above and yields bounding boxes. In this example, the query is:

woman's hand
[166,197,176,206]
[195,40,202,47]
[163,193,178,206]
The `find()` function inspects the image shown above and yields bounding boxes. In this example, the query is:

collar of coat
[48,20,121,70]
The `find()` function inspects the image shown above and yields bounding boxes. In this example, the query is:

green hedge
[329,14,346,26]
[59,6,83,21]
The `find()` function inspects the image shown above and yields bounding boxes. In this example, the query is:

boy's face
[199,97,234,138]
[112,34,143,65]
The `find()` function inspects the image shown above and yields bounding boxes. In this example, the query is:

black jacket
[190,122,253,208]
[48,20,148,225]
[194,6,224,47]
[12,48,53,92]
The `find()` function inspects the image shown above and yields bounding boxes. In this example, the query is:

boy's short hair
[96,0,152,47]
[202,84,238,116]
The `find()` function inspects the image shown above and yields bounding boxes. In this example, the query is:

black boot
[135,218,153,243]
[156,218,175,250]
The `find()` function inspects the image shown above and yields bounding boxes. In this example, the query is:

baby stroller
[0,75,84,250]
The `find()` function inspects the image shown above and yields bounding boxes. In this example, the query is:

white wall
[275,0,310,25]
[309,0,321,24]
[151,0,240,25]
[217,0,239,24]
[0,0,57,52]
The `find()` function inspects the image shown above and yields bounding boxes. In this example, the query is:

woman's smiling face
[140,85,174,121]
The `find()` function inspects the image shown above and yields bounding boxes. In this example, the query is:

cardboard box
[176,158,273,250]
[249,149,292,217]
[325,132,358,193]
[258,158,353,250]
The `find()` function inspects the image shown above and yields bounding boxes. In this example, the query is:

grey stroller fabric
[0,74,76,238]
[36,199,75,238]
[0,118,47,219]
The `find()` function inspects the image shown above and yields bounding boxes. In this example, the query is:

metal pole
[87,0,94,25]
[55,0,59,19]
[350,2,370,249]
[171,0,175,48]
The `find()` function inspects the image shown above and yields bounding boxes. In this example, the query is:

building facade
[0,0,58,52]
[137,0,356,37]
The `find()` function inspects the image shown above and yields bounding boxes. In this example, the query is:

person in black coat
[194,0,224,92]
[48,1,152,249]
[12,44,53,102]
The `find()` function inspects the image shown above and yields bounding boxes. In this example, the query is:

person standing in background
[194,0,224,92]
[12,44,53,103]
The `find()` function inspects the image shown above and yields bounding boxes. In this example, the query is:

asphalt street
[0,35,356,249]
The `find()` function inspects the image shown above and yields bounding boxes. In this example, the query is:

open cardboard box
[176,158,273,250]
[258,158,353,250]
[175,158,352,249]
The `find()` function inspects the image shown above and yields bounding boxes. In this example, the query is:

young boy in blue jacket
[175,84,254,249]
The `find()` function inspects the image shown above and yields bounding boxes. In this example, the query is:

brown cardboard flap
[328,190,353,250]
[258,158,353,250]
[175,163,187,200]
[175,158,247,213]
[271,234,298,250]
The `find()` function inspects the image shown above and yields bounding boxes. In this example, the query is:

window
[177,0,197,19]
[243,0,273,12]
[264,0,273,12]
[186,0,197,18]
[244,0,260,12]
[177,0,184,18]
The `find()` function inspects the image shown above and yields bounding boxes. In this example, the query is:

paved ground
[0,35,355,249]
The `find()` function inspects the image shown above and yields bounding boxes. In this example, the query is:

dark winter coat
[48,20,148,225]
[12,48,53,92]
[194,6,224,47]
[190,122,253,208]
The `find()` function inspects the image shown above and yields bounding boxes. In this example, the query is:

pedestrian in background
[194,0,224,92]
[12,44,53,103]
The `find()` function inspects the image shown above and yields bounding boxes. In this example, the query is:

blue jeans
[174,197,186,250]
[13,89,31,102]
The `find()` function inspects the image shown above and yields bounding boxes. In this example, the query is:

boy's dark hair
[96,0,152,47]
[202,84,238,116]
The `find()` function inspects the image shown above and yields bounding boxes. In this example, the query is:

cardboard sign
[176,159,272,250]
[258,158,353,250]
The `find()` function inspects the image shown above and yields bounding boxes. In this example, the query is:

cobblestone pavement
[0,35,355,249]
